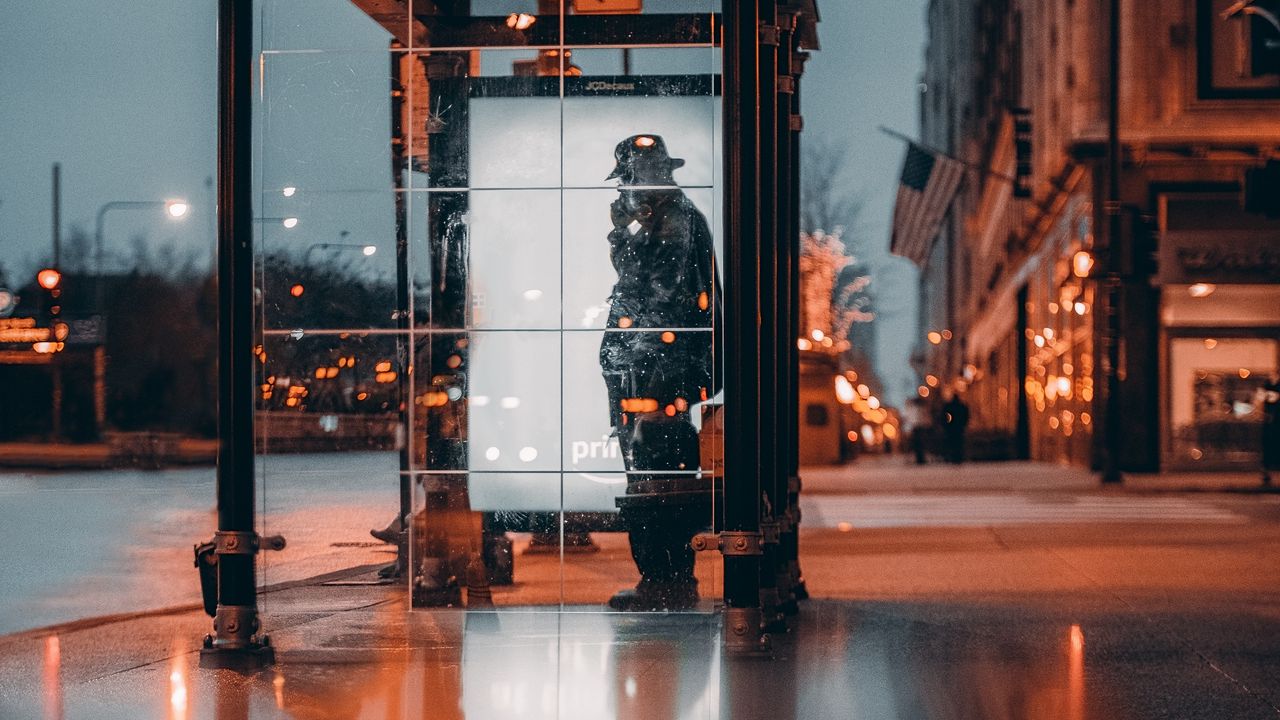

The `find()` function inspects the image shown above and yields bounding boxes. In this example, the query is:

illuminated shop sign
[0,316,104,348]
[1160,231,1280,284]
[0,317,51,344]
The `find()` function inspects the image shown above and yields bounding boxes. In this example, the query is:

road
[0,452,400,636]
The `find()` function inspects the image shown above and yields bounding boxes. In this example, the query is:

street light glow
[282,217,299,229]
[282,186,297,197]
[37,268,62,290]
[505,12,536,29]
[165,200,189,218]
[834,375,856,404]
[362,245,377,256]
[1072,250,1095,278]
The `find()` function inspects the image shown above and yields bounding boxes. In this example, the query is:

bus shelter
[203,0,818,668]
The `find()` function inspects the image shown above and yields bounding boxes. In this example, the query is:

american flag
[890,143,966,267]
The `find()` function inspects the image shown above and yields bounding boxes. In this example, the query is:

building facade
[917,0,1280,471]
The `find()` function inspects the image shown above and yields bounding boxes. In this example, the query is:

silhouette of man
[599,134,720,611]
[1262,373,1279,486]
[940,391,970,464]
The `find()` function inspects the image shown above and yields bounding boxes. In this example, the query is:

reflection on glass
[256,0,722,610]
[260,52,400,193]
[461,614,716,720]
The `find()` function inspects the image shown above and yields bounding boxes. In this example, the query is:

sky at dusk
[0,0,926,403]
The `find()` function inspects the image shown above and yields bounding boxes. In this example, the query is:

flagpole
[878,125,1018,186]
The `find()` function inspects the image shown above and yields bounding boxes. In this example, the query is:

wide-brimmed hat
[605,134,686,181]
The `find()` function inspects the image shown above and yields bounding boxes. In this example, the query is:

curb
[0,563,390,645]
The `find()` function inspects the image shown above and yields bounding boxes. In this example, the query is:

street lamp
[94,199,189,310]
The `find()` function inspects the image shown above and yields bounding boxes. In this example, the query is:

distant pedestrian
[905,396,930,465]
[940,391,970,464]
[1262,374,1279,486]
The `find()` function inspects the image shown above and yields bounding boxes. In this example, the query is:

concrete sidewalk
[800,455,1275,494]
[3,459,1280,718]
[4,513,1280,719]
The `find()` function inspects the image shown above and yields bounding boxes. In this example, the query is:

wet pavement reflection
[14,600,1171,720]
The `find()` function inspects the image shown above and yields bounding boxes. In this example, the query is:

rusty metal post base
[789,560,809,601]
[759,586,787,633]
[776,569,798,616]
[724,606,771,657]
[199,642,275,672]
[200,606,274,672]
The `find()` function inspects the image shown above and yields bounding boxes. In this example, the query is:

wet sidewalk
[801,455,1275,494]
[4,502,1280,719]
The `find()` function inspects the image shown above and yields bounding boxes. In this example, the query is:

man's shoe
[371,515,404,544]
[607,584,698,611]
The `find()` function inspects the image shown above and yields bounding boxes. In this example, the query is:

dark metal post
[50,163,63,441]
[786,49,809,603]
[774,6,799,617]
[390,43,413,578]
[202,0,274,670]
[723,0,767,655]
[1101,0,1124,484]
[756,0,784,633]
[52,164,61,268]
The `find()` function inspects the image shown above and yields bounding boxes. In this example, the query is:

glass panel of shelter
[406,35,721,610]
[254,0,722,613]
[255,0,416,600]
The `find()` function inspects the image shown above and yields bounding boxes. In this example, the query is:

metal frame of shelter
[203,0,819,669]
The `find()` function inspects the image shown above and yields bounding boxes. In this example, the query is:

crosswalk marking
[800,494,1245,528]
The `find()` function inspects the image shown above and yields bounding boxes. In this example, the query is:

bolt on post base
[200,605,274,671]
[724,606,771,658]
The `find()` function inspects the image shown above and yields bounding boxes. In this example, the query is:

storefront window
[1168,336,1278,467]
[1024,209,1095,466]
[1162,280,1280,470]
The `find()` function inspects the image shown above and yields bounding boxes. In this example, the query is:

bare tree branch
[801,134,867,237]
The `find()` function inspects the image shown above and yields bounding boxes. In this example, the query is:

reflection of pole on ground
[1068,624,1085,720]
[168,644,188,720]
[42,635,62,720]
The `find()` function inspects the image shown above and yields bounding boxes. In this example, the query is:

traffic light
[36,268,62,320]
[1012,108,1032,199]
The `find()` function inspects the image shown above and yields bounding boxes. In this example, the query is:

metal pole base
[378,536,409,580]
[200,635,275,672]
[413,585,463,607]
[412,553,463,606]
[788,560,809,601]
[776,570,799,617]
[759,587,786,633]
[724,606,771,657]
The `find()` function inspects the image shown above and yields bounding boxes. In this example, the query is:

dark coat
[940,397,970,435]
[599,189,720,427]
[1264,378,1280,470]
